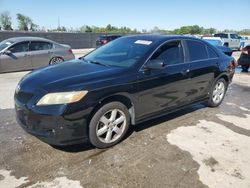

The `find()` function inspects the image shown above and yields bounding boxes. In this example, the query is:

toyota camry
[15,35,235,148]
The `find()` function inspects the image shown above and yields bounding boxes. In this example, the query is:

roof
[122,34,200,43]
[3,37,54,43]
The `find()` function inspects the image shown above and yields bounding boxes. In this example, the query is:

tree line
[0,11,250,35]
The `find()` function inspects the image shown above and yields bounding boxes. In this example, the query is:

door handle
[48,51,53,54]
[24,54,31,57]
[181,69,190,75]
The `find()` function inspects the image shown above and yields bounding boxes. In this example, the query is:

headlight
[36,91,88,106]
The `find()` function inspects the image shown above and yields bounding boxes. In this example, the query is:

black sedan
[15,35,235,148]
[238,45,250,72]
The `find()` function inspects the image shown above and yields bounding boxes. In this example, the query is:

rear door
[135,40,191,119]
[185,40,219,102]
[230,34,240,49]
[0,41,32,72]
[30,41,53,69]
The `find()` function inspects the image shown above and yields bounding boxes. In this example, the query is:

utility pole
[58,17,60,29]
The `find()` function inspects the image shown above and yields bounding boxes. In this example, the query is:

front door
[135,40,191,120]
[0,41,32,73]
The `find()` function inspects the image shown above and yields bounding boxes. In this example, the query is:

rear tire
[49,57,64,65]
[206,78,228,107]
[89,102,130,148]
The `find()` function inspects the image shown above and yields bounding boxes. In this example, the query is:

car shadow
[126,103,205,137]
[51,142,95,152]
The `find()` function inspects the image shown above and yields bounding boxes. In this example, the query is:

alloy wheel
[96,109,126,144]
[212,81,225,104]
[50,57,63,64]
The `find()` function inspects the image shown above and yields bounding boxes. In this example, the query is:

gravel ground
[0,51,249,188]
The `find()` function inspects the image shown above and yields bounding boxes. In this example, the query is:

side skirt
[134,97,209,125]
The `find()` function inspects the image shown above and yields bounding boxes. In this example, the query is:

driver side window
[150,41,184,65]
[9,42,29,53]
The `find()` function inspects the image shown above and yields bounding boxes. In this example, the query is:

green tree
[106,24,113,31]
[0,11,12,30]
[16,13,37,31]
[56,26,66,32]
[190,25,202,34]
[208,28,216,34]
[85,25,92,32]
[30,22,38,31]
[179,26,190,34]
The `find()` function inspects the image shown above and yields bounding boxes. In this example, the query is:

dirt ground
[0,51,250,188]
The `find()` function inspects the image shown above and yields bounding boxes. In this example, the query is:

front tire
[206,78,228,107]
[89,102,130,148]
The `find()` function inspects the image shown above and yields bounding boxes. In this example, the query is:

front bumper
[15,97,91,146]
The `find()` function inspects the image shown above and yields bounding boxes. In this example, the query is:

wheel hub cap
[212,81,225,104]
[96,109,126,144]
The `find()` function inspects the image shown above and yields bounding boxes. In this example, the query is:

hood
[19,59,124,92]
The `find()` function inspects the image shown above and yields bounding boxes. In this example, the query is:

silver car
[0,37,75,73]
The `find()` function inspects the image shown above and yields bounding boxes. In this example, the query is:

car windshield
[84,37,153,68]
[0,40,14,52]
[203,39,222,46]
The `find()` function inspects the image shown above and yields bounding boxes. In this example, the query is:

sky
[0,0,250,31]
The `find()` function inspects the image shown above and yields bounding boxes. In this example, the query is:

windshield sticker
[6,42,12,45]
[135,40,152,45]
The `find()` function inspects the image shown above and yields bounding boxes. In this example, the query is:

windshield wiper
[88,60,109,67]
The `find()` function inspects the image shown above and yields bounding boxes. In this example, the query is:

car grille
[16,91,33,104]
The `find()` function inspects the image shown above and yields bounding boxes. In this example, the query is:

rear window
[203,39,222,46]
[230,34,239,39]
[30,41,53,51]
[186,40,208,61]
[214,33,228,38]
[207,47,218,58]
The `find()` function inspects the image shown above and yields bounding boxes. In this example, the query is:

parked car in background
[0,37,75,73]
[214,33,241,50]
[238,45,250,72]
[96,35,122,47]
[202,37,233,56]
[15,35,236,148]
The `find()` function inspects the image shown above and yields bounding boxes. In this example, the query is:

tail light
[242,47,248,55]
[68,49,73,54]
[229,59,237,72]
[101,39,108,44]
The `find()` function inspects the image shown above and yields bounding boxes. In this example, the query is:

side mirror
[3,50,11,55]
[145,59,166,70]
